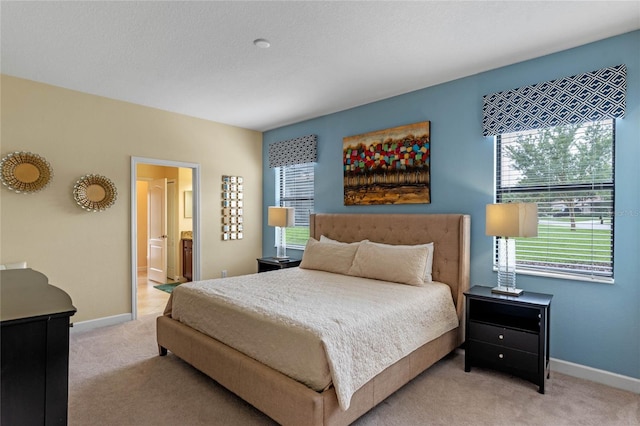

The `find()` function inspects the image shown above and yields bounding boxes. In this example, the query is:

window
[495,119,614,281]
[275,162,314,250]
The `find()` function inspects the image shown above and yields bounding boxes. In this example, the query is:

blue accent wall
[263,31,640,379]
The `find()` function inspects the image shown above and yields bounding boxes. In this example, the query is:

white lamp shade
[486,203,538,238]
[268,206,295,228]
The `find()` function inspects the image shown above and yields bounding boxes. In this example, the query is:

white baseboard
[70,313,132,333]
[550,357,640,394]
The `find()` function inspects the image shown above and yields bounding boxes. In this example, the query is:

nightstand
[257,257,301,273]
[464,285,553,393]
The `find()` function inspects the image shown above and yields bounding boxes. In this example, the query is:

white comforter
[170,268,458,410]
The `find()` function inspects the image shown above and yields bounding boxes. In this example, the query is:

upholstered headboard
[309,213,470,321]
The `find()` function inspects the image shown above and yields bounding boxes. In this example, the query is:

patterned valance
[268,134,317,168]
[482,65,626,136]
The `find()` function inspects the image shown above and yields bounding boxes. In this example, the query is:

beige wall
[137,164,179,180]
[178,167,193,233]
[136,180,149,268]
[1,75,263,323]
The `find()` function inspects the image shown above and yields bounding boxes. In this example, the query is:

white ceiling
[2,1,639,132]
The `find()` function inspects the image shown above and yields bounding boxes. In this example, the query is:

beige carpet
[69,314,639,426]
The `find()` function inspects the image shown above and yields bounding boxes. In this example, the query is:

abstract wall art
[343,121,430,205]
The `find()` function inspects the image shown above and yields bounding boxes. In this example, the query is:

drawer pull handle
[498,353,504,359]
[498,334,504,340]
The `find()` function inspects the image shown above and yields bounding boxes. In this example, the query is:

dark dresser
[1,268,77,425]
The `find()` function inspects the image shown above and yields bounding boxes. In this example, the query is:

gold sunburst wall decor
[0,151,53,194]
[73,174,118,212]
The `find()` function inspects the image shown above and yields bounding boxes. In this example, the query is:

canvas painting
[343,121,430,205]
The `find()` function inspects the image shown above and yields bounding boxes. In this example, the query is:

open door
[147,178,167,283]
[131,156,200,320]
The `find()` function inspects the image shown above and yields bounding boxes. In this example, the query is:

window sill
[492,266,614,285]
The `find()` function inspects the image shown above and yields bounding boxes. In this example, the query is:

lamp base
[491,285,524,296]
[275,237,288,260]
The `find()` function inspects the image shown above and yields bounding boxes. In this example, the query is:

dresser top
[1,269,76,323]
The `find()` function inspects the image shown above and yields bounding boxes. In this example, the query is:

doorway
[130,157,201,319]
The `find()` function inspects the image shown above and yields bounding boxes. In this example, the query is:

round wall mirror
[73,174,118,212]
[0,151,53,194]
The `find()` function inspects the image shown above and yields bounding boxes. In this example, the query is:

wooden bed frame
[157,213,470,426]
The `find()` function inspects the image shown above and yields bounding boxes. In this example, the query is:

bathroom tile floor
[137,271,172,316]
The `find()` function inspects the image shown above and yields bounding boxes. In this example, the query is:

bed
[157,213,470,425]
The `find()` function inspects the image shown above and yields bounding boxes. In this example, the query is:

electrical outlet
[221,270,227,278]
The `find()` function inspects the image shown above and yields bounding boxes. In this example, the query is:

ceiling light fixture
[253,38,271,49]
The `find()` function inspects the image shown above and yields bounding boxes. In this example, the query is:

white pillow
[319,235,368,245]
[300,238,360,275]
[367,241,434,283]
[348,241,429,286]
[0,261,28,270]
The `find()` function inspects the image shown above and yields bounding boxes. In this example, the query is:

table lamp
[486,203,538,296]
[268,206,295,259]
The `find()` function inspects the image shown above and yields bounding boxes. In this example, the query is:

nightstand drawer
[469,321,538,353]
[468,340,538,374]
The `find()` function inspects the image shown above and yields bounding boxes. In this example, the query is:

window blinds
[497,120,614,280]
[276,163,314,249]
[277,163,314,225]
